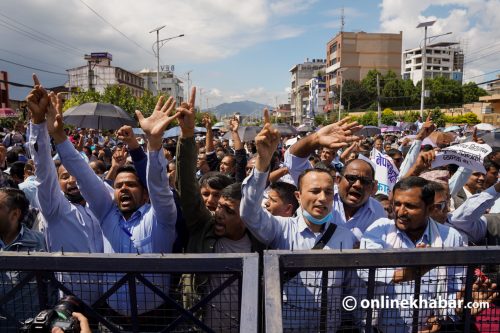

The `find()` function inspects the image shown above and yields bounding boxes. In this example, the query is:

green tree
[63,89,102,110]
[462,82,488,104]
[426,107,446,128]
[101,85,138,117]
[357,110,378,126]
[381,108,396,125]
[425,76,463,107]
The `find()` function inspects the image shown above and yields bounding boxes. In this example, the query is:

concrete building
[136,68,184,105]
[307,76,326,119]
[66,53,145,97]
[402,42,464,85]
[289,59,326,123]
[273,103,292,123]
[325,31,403,113]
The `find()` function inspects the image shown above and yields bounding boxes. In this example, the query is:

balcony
[325,62,340,74]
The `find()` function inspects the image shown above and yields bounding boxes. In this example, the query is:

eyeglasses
[342,174,374,186]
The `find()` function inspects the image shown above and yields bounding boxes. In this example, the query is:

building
[325,31,403,113]
[307,76,326,119]
[290,59,326,123]
[66,53,145,97]
[136,68,184,105]
[273,104,292,123]
[402,42,464,85]
[0,71,9,108]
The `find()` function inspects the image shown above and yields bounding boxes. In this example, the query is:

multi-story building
[290,59,326,123]
[136,68,184,105]
[402,42,464,85]
[307,76,326,118]
[273,103,292,123]
[325,31,403,112]
[66,53,145,97]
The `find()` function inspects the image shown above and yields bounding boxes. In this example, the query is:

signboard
[431,142,492,173]
[371,149,399,195]
[161,65,175,72]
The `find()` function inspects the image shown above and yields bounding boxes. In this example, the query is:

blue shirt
[57,137,177,315]
[284,149,386,241]
[241,168,360,332]
[360,218,465,333]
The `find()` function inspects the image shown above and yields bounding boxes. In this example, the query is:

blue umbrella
[133,128,145,135]
[443,125,461,133]
[163,126,207,138]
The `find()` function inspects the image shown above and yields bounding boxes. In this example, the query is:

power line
[0,48,67,71]
[0,10,85,54]
[0,79,33,88]
[463,69,500,81]
[78,0,154,57]
[0,57,67,76]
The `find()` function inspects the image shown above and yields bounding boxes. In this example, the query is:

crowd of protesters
[0,74,499,333]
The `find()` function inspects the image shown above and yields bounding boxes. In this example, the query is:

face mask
[302,208,333,225]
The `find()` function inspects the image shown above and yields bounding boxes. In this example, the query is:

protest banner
[431,142,492,173]
[371,149,399,195]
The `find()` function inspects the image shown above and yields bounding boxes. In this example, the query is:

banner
[431,142,492,173]
[371,149,399,195]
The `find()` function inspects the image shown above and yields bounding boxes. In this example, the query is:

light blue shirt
[284,149,386,241]
[30,122,104,306]
[360,218,465,333]
[18,175,40,209]
[447,184,499,243]
[241,168,360,332]
[56,136,177,315]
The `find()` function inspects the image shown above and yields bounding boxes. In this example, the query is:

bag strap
[282,222,337,284]
[312,222,337,250]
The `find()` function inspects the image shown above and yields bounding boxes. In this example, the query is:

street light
[337,68,347,121]
[149,25,184,95]
[416,20,435,117]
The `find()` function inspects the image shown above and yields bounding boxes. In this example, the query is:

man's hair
[427,181,446,195]
[393,176,435,206]
[221,182,242,201]
[10,161,26,180]
[222,154,236,165]
[386,149,402,159]
[90,160,106,174]
[116,165,139,178]
[0,188,30,223]
[199,171,234,190]
[484,158,499,172]
[313,161,335,172]
[269,181,299,212]
[341,159,375,179]
[297,168,334,192]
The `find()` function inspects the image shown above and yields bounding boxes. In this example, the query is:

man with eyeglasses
[284,118,386,241]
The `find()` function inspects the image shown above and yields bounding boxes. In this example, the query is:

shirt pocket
[132,234,152,253]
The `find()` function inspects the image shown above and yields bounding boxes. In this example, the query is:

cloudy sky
[1,0,499,108]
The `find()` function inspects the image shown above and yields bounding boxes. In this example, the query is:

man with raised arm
[283,118,386,241]
[240,111,360,331]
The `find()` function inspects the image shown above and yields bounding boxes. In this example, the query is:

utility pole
[377,73,381,127]
[338,78,343,122]
[149,25,165,95]
[185,70,192,99]
[87,60,94,91]
[417,20,435,117]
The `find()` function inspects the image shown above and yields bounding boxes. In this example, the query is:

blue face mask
[302,209,333,225]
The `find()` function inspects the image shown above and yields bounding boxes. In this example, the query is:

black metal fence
[0,252,259,333]
[264,247,500,333]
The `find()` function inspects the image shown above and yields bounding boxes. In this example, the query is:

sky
[1,0,499,109]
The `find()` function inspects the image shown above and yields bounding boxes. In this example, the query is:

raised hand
[116,125,139,150]
[255,109,280,172]
[111,147,128,168]
[314,117,362,150]
[229,116,239,133]
[177,87,196,138]
[456,277,498,316]
[135,95,179,151]
[416,114,436,141]
[26,74,50,124]
[46,91,66,143]
[202,113,212,130]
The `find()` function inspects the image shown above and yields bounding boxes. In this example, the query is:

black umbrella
[63,102,136,130]
[479,130,500,148]
[222,126,262,142]
[272,123,298,136]
[358,126,381,137]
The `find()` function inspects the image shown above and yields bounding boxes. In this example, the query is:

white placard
[431,142,492,173]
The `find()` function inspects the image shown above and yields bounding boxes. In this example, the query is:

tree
[101,85,138,117]
[381,108,396,125]
[357,110,378,126]
[426,107,446,128]
[462,82,488,104]
[425,76,463,107]
[63,89,102,110]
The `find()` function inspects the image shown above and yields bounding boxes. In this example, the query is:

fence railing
[264,246,500,333]
[1,247,499,333]
[0,252,259,333]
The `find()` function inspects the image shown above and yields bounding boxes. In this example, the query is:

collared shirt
[57,137,177,315]
[29,123,103,253]
[284,149,386,240]
[241,169,359,331]
[18,175,40,209]
[447,184,500,243]
[360,218,465,333]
